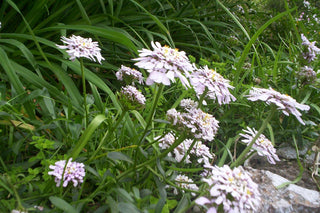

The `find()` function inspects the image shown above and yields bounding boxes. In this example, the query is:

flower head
[119,85,146,110]
[56,35,104,63]
[166,103,219,141]
[116,65,144,84]
[239,126,280,164]
[301,34,320,62]
[48,158,85,187]
[195,165,260,213]
[246,87,310,125]
[172,174,199,196]
[133,41,193,88]
[190,65,236,105]
[158,132,214,164]
[297,66,317,84]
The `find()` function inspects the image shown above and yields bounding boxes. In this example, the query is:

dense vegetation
[0,0,319,212]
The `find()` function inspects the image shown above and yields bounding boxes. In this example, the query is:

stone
[246,167,320,213]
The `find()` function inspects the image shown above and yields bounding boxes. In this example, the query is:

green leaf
[49,196,78,213]
[71,114,108,159]
[107,152,133,164]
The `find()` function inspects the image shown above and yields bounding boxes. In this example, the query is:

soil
[248,154,320,191]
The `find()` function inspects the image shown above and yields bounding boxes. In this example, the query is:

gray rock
[245,167,320,213]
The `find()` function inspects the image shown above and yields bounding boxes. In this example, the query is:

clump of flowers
[301,34,320,62]
[246,87,310,125]
[118,85,146,110]
[190,65,236,105]
[195,165,260,213]
[116,65,144,85]
[56,35,104,64]
[158,132,214,164]
[166,100,219,141]
[297,66,317,84]
[133,41,193,88]
[239,126,280,164]
[48,158,85,187]
[172,174,199,196]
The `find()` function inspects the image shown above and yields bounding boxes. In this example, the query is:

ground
[248,155,320,191]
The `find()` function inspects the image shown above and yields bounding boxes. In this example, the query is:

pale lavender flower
[190,141,214,164]
[166,105,219,141]
[195,165,260,213]
[297,66,317,84]
[172,174,199,196]
[56,35,104,63]
[190,65,236,105]
[11,210,26,213]
[119,85,146,109]
[158,132,192,163]
[133,41,193,88]
[48,158,85,187]
[179,98,198,110]
[246,87,310,125]
[240,126,280,164]
[301,34,320,62]
[116,65,144,84]
[303,0,311,9]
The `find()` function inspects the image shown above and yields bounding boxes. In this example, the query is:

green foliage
[0,0,319,212]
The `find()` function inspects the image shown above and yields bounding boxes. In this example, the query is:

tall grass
[0,0,319,212]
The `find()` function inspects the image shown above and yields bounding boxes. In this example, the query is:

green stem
[133,84,164,167]
[80,59,88,128]
[87,110,127,163]
[123,133,187,182]
[230,106,276,168]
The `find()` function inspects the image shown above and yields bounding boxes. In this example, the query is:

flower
[11,210,26,213]
[246,87,310,125]
[48,158,85,187]
[190,140,214,164]
[157,131,214,164]
[239,126,280,164]
[166,104,219,141]
[56,35,104,63]
[119,85,146,110]
[133,41,193,88]
[195,165,260,213]
[116,65,144,84]
[172,174,199,196]
[190,65,236,105]
[179,98,198,110]
[301,34,320,62]
[297,66,317,84]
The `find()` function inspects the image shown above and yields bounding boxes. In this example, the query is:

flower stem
[80,59,88,128]
[230,106,276,168]
[87,110,127,163]
[133,84,164,166]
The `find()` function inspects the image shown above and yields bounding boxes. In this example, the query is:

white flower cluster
[120,85,146,109]
[172,174,199,196]
[190,65,236,105]
[301,34,320,62]
[167,103,219,141]
[48,158,85,187]
[116,65,144,84]
[246,87,310,125]
[195,165,260,213]
[56,35,104,63]
[240,126,280,164]
[133,41,193,88]
[297,66,317,84]
[158,132,214,164]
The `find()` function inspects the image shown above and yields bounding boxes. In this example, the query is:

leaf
[49,196,78,213]
[107,152,133,164]
[71,114,108,159]
[115,188,134,203]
